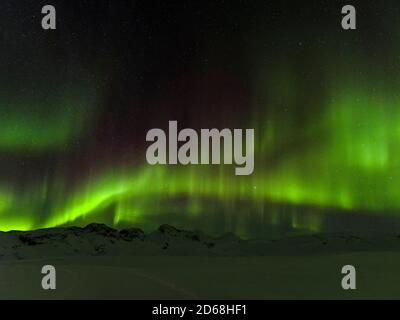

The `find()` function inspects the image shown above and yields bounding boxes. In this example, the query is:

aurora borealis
[2,0,400,236]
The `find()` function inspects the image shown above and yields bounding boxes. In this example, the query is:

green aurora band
[0,84,97,151]
[1,58,400,235]
[2,79,400,234]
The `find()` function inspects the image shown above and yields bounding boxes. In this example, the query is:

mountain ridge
[1,223,400,261]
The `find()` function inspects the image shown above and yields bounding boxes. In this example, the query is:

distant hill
[1,223,400,261]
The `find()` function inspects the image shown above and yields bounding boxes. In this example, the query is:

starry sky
[1,0,400,237]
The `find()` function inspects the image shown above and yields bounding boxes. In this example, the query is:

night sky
[1,0,400,237]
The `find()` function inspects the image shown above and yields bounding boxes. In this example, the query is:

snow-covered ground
[1,224,400,299]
